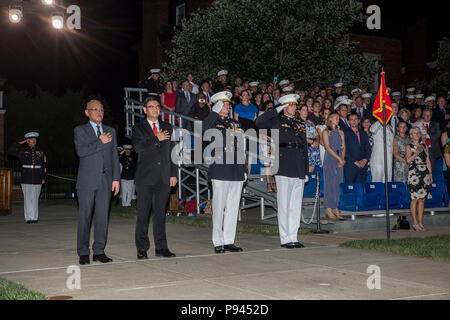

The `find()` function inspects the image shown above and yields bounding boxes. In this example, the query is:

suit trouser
[120,179,135,207]
[344,164,367,183]
[21,184,42,221]
[76,176,111,256]
[275,176,305,245]
[135,183,170,252]
[211,180,244,247]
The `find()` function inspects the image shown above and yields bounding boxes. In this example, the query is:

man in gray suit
[74,100,120,265]
[175,80,196,116]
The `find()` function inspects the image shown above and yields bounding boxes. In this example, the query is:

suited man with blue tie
[175,80,196,116]
[74,100,120,265]
[343,114,372,183]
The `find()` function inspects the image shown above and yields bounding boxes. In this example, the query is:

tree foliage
[164,0,375,88]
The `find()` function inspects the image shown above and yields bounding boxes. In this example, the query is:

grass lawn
[340,235,450,262]
[0,277,46,300]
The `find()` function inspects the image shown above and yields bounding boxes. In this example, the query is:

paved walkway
[0,202,449,300]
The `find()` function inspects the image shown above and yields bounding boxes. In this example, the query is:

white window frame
[175,3,186,26]
[363,53,381,92]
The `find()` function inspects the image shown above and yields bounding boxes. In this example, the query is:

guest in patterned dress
[297,105,319,172]
[406,127,433,232]
[393,121,411,182]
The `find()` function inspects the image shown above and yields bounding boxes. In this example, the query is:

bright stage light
[9,8,23,23]
[42,0,54,5]
[52,15,64,29]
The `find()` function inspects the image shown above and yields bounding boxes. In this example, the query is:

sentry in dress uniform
[202,91,246,254]
[119,144,136,207]
[256,94,308,249]
[7,132,46,223]
[138,68,164,95]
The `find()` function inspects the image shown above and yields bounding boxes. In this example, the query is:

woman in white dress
[370,121,394,182]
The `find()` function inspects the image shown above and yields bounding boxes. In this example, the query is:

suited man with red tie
[132,96,178,259]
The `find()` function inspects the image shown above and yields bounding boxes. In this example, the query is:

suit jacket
[255,109,308,179]
[429,121,442,159]
[74,123,120,190]
[351,107,371,121]
[132,120,177,186]
[339,118,350,130]
[175,91,196,116]
[343,127,371,168]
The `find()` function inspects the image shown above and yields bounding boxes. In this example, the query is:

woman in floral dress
[406,127,433,232]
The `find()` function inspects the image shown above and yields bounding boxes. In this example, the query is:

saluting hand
[19,140,27,144]
[157,130,170,141]
[99,133,112,144]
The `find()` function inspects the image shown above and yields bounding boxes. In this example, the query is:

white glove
[276,104,288,113]
[244,173,248,181]
[304,175,309,183]
[212,101,224,114]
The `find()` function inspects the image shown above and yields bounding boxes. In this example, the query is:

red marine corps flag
[372,71,393,124]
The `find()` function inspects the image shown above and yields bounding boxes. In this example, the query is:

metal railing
[124,87,279,220]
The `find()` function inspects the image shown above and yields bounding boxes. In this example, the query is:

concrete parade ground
[0,202,449,300]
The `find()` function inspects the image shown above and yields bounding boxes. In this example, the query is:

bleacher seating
[425,183,447,208]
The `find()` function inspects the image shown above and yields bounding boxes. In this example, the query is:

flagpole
[381,67,391,240]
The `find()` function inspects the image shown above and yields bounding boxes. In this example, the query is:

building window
[364,53,381,92]
[175,3,186,26]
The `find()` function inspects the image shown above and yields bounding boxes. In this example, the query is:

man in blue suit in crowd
[343,113,371,183]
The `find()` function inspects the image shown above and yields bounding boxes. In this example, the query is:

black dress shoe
[155,249,176,258]
[32,220,38,224]
[137,251,148,260]
[224,244,243,252]
[281,242,296,249]
[293,242,305,248]
[26,221,32,224]
[214,246,225,253]
[93,254,113,263]
[79,255,90,265]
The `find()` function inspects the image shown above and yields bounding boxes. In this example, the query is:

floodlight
[9,8,23,23]
[42,0,54,6]
[52,15,64,29]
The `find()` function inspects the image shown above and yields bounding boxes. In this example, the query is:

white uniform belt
[23,165,41,169]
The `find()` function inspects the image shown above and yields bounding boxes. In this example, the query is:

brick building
[139,0,441,92]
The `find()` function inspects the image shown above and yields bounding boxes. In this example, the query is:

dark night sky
[0,0,142,113]
[1,0,449,115]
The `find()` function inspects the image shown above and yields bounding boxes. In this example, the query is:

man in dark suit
[74,100,120,265]
[175,80,196,116]
[336,102,350,130]
[420,109,442,170]
[351,97,371,121]
[132,96,178,259]
[343,114,371,183]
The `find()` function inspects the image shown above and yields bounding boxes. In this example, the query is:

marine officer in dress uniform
[212,70,230,94]
[119,144,136,207]
[138,68,164,96]
[256,94,308,249]
[202,91,247,254]
[7,132,46,223]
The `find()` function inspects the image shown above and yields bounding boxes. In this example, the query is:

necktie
[185,92,190,103]
[359,108,363,119]
[425,123,431,147]
[354,129,360,144]
[96,125,101,137]
[153,123,158,136]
